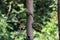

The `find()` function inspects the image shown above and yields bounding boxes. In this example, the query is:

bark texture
[58,0,60,40]
[26,0,34,40]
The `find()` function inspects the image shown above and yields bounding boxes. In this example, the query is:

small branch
[7,1,13,17]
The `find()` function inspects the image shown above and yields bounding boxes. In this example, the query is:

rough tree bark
[58,0,60,40]
[26,0,34,40]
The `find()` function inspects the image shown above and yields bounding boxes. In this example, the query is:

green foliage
[0,0,58,40]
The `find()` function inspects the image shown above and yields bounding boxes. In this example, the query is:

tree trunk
[26,0,34,40]
[58,0,60,40]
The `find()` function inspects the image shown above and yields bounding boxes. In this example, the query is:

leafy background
[0,0,58,40]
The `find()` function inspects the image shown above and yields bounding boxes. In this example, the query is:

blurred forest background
[0,0,58,40]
